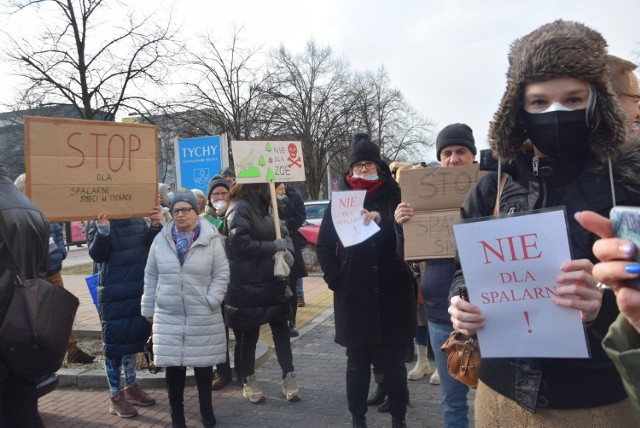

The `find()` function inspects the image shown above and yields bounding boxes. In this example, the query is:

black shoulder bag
[0,219,79,380]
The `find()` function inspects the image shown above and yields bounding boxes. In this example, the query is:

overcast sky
[1,0,638,162]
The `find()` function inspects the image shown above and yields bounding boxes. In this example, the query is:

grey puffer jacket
[142,219,229,367]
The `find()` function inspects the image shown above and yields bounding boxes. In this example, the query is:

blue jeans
[296,278,304,297]
[429,321,469,428]
[415,324,429,346]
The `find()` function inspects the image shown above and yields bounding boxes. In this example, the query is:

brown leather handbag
[440,286,481,388]
[440,329,480,389]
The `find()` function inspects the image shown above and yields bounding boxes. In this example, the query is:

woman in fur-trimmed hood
[449,20,640,426]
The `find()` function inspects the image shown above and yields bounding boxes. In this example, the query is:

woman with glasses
[201,175,235,391]
[201,175,231,234]
[142,192,229,428]
[317,133,417,428]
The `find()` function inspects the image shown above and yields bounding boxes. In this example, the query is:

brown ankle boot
[125,383,156,406]
[109,391,138,418]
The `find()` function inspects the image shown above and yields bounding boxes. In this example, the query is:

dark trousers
[346,343,408,419]
[215,304,234,379]
[234,320,294,382]
[289,279,298,328]
[165,366,215,425]
[0,359,43,428]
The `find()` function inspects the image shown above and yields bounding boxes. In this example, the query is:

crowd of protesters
[2,17,640,428]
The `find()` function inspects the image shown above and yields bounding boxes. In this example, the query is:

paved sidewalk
[40,312,475,427]
[43,248,476,426]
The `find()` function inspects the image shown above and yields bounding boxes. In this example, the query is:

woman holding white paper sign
[448,20,640,425]
[317,133,416,428]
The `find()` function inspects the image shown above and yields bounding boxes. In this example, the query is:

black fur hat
[488,19,627,164]
[349,133,381,166]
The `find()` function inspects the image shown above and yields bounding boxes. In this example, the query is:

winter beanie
[349,133,382,166]
[170,191,199,214]
[206,175,230,205]
[436,123,477,161]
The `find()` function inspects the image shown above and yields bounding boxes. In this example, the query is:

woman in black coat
[223,183,301,404]
[316,133,416,428]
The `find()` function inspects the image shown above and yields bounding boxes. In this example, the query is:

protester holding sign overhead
[317,133,416,428]
[87,205,163,419]
[447,20,640,424]
[223,183,300,404]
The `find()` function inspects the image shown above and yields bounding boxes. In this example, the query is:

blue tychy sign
[177,135,222,194]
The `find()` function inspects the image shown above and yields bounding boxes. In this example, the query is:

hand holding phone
[610,206,640,291]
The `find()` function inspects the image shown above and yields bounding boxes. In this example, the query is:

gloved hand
[273,238,288,253]
[283,250,294,267]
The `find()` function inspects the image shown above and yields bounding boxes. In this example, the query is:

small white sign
[453,209,589,358]
[331,190,380,248]
[231,140,305,183]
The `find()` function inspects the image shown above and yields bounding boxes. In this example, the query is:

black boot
[195,367,216,427]
[391,416,407,428]
[367,384,386,406]
[352,415,367,428]
[166,367,187,428]
[378,399,389,413]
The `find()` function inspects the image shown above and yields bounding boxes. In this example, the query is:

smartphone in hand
[610,206,640,290]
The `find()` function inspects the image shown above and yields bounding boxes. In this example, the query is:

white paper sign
[231,140,305,183]
[331,190,380,248]
[453,209,589,358]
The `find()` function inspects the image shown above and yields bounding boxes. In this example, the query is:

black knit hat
[206,175,230,206]
[170,191,199,214]
[349,133,381,166]
[436,123,477,161]
[220,167,235,178]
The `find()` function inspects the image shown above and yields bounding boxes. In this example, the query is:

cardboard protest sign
[453,209,589,358]
[331,190,380,247]
[231,141,305,183]
[399,164,485,259]
[25,116,158,221]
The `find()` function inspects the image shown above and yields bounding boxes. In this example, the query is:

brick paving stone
[40,314,475,427]
[42,249,475,427]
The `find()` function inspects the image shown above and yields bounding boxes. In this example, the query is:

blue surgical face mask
[352,173,379,180]
[276,194,286,201]
[167,191,174,201]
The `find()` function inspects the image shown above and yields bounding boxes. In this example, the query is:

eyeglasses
[171,207,194,216]
[352,161,376,171]
[621,93,640,107]
[211,191,229,197]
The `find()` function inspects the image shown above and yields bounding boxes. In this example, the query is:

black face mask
[522,109,591,159]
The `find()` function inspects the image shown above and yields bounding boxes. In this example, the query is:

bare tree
[352,67,435,163]
[265,40,356,200]
[176,26,271,143]
[3,0,181,120]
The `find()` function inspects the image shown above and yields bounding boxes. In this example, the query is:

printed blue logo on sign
[177,136,221,194]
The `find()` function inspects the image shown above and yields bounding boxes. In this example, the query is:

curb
[57,340,270,389]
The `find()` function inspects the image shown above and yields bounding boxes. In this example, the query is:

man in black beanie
[395,123,476,427]
[435,123,477,165]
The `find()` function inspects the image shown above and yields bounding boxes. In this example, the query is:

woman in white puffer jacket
[142,192,229,428]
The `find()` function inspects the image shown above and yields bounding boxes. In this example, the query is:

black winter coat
[224,190,294,330]
[88,219,160,358]
[0,165,49,327]
[317,174,417,347]
[277,186,308,281]
[450,152,640,411]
